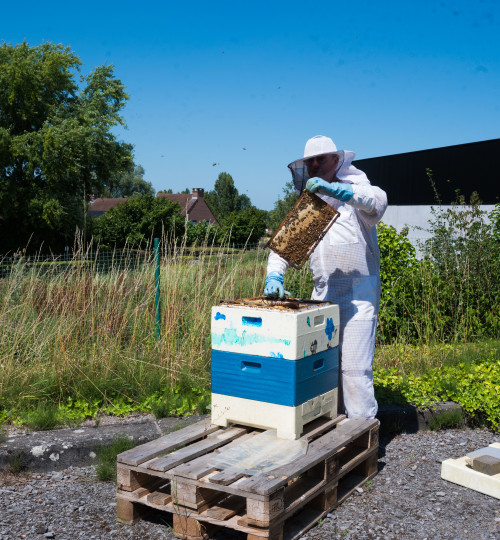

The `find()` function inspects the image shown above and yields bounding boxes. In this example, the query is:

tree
[237,193,252,211]
[205,172,240,222]
[267,180,299,232]
[91,195,184,248]
[104,164,154,197]
[219,207,267,245]
[0,41,133,252]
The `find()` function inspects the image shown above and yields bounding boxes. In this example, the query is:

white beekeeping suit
[266,135,387,418]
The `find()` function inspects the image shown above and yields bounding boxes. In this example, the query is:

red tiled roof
[157,193,218,225]
[88,194,218,226]
[90,198,128,211]
[88,198,128,218]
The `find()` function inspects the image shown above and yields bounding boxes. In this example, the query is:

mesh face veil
[288,152,346,194]
[287,136,347,194]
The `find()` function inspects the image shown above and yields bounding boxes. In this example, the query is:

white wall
[381,205,496,249]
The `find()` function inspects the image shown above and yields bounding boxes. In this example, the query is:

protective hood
[287,135,369,193]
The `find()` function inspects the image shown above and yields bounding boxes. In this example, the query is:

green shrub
[377,193,500,344]
[419,192,500,341]
[91,195,186,248]
[377,223,418,343]
[374,356,500,430]
[218,207,267,245]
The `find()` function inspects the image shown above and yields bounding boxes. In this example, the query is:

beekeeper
[265,135,388,419]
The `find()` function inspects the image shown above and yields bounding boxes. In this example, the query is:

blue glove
[306,177,353,202]
[264,272,290,299]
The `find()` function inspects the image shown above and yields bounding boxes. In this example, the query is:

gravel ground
[1,428,499,540]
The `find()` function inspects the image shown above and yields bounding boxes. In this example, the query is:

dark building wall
[353,139,500,205]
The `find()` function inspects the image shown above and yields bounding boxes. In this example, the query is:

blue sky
[2,0,499,210]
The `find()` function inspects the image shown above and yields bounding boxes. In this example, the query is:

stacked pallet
[116,416,379,540]
[211,299,340,439]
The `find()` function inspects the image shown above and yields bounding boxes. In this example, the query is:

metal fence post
[154,238,161,340]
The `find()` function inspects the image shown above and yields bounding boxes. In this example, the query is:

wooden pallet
[116,416,379,540]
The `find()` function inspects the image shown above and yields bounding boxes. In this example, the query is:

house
[156,188,218,225]
[88,198,128,218]
[88,189,218,225]
[353,139,499,247]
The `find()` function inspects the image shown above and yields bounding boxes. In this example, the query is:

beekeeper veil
[288,135,358,194]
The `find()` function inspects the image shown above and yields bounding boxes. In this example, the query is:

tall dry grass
[0,240,268,412]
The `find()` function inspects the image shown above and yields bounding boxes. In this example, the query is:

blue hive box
[211,347,339,407]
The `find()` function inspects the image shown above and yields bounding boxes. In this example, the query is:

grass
[374,339,500,377]
[0,230,499,427]
[429,409,464,431]
[0,239,269,423]
[23,402,62,431]
[95,436,136,481]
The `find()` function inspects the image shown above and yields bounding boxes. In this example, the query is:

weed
[364,480,373,489]
[406,452,416,466]
[151,399,171,419]
[23,402,61,431]
[429,409,464,431]
[95,436,136,482]
[8,451,27,474]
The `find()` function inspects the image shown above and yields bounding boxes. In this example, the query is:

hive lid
[219,296,332,311]
[267,190,340,269]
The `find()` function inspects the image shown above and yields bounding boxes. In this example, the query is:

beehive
[210,297,340,438]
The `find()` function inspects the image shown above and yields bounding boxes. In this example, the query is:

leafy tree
[237,193,252,211]
[268,180,299,232]
[158,189,173,194]
[181,188,190,194]
[186,221,218,246]
[205,172,240,222]
[104,164,154,197]
[91,195,184,248]
[0,41,133,252]
[219,207,267,245]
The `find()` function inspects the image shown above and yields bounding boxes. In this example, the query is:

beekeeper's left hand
[306,177,353,202]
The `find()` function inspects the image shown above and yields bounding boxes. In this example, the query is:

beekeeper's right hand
[264,272,289,299]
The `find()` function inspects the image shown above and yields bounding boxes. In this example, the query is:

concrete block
[469,454,500,476]
[441,443,500,499]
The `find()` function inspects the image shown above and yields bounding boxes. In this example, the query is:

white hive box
[211,387,338,440]
[211,299,339,360]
